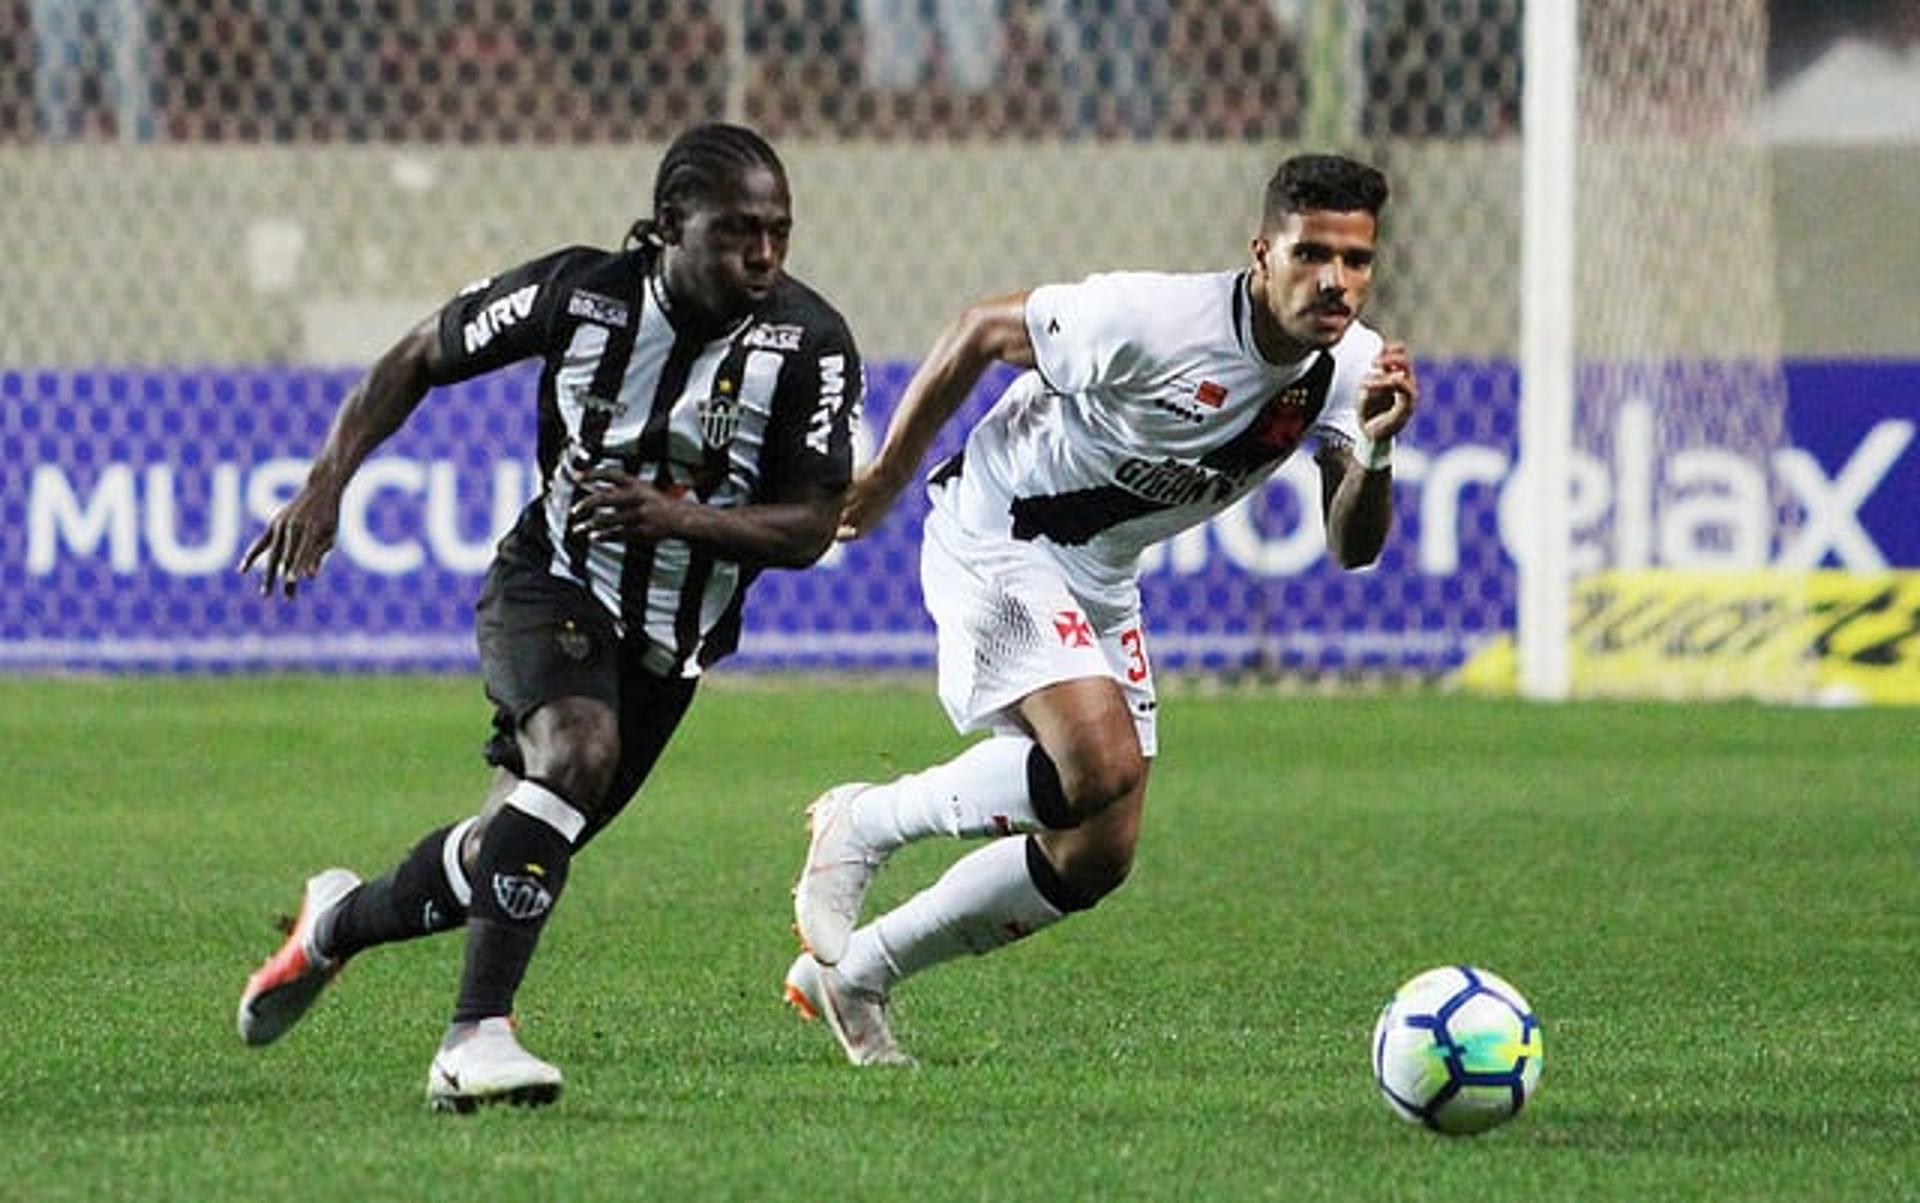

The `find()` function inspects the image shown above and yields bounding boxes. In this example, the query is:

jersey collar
[647,258,756,342]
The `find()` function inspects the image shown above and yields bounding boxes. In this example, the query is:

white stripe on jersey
[598,288,677,448]
[544,322,606,596]
[727,350,785,495]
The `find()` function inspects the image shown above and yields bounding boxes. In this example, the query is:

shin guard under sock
[852,738,1080,852]
[840,835,1090,995]
[451,782,585,1023]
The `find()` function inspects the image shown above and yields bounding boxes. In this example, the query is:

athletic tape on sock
[505,779,589,844]
[440,815,478,909]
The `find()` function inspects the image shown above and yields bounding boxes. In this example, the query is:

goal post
[1509,0,1808,703]
[1519,0,1577,701]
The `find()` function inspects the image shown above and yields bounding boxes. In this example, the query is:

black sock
[451,805,574,1023]
[321,823,469,960]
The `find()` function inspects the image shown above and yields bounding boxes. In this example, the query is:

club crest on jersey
[1194,380,1228,408]
[1251,398,1310,451]
[567,289,630,328]
[699,384,740,448]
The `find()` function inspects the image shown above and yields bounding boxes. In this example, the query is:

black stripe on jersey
[1007,352,1335,547]
[561,312,642,581]
[618,333,707,631]
[696,339,755,501]
[1200,351,1334,477]
[929,451,965,488]
[629,335,704,467]
[672,548,715,660]
[580,318,641,456]
[1010,486,1166,546]
[1232,272,1250,356]
[661,337,754,666]
[697,570,756,670]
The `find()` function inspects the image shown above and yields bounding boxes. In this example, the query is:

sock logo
[492,872,554,922]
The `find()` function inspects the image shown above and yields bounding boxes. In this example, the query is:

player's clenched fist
[1359,341,1418,443]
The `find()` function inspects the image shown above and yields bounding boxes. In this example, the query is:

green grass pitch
[2,675,1914,1201]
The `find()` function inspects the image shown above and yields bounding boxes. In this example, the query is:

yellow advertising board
[1455,571,1920,705]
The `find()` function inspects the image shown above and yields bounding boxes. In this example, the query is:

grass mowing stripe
[1,677,1914,1201]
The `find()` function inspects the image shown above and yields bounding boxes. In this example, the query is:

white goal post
[1519,0,1577,701]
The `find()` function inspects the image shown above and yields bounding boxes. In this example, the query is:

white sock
[850,736,1046,853]
[838,836,1066,996]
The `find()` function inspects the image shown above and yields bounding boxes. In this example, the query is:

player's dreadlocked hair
[1262,154,1390,229]
[625,123,788,249]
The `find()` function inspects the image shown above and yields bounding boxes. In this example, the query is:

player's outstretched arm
[237,320,442,596]
[1321,342,1419,570]
[566,470,842,569]
[837,291,1036,541]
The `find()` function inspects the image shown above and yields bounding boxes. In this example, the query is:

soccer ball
[1370,965,1543,1135]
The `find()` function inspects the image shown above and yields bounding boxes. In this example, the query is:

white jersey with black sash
[431,243,860,676]
[930,268,1380,608]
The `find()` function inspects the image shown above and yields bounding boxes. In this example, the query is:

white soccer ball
[1370,964,1543,1135]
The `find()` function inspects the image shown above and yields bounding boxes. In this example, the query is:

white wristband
[1361,437,1393,470]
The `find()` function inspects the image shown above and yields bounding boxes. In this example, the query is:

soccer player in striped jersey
[787,154,1417,1066]
[234,124,862,1110]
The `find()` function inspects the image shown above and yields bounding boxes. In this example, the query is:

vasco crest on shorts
[699,380,740,449]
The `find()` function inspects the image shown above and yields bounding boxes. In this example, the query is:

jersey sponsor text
[809,354,846,454]
[463,284,539,354]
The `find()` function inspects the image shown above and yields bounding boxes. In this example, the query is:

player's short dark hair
[627,123,788,247]
[1262,154,1390,229]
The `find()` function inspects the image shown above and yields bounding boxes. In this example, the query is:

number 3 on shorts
[1119,626,1150,684]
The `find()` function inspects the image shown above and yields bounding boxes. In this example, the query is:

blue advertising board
[2,359,1914,675]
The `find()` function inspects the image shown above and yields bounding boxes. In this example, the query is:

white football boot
[793,784,887,965]
[236,868,363,1046]
[426,1017,563,1113]
[784,952,916,1068]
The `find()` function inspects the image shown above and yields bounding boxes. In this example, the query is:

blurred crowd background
[1,0,1912,146]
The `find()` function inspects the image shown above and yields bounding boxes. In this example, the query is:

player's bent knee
[1036,820,1138,908]
[1058,744,1145,819]
[521,701,623,812]
[542,744,621,816]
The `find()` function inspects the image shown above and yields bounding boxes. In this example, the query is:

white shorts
[920,503,1158,757]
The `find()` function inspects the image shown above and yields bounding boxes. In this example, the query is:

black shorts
[475,555,697,836]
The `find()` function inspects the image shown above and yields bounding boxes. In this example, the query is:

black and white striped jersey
[430,243,860,676]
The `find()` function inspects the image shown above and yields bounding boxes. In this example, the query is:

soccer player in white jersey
[786,154,1417,1065]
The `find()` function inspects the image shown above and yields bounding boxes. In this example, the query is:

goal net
[1494,0,1817,702]
[0,1,1819,698]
